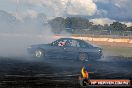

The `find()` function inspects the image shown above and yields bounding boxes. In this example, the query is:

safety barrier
[54,35,132,44]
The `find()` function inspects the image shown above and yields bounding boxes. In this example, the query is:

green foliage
[110,22,127,31]
[49,17,65,33]
[49,17,132,36]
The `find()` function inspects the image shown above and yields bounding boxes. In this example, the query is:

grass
[101,45,132,57]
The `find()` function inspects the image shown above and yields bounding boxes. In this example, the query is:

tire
[79,53,88,61]
[34,49,45,58]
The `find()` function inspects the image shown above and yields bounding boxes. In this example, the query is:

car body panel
[27,38,103,60]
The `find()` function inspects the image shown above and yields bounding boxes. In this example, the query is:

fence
[54,34,132,44]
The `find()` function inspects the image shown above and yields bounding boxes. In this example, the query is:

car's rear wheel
[79,53,88,61]
[34,49,45,58]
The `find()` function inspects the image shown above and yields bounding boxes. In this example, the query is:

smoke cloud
[11,0,97,18]
[0,10,54,58]
[90,18,115,25]
[90,17,132,27]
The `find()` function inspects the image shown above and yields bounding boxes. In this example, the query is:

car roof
[55,38,93,46]
[58,38,87,43]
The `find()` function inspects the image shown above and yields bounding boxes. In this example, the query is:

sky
[0,0,132,26]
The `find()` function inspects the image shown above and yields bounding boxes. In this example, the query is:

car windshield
[50,40,59,46]
[79,40,93,48]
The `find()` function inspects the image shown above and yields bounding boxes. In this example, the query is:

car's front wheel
[34,49,45,58]
[79,53,88,61]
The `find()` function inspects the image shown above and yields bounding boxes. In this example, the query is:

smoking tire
[34,49,45,58]
[79,53,88,61]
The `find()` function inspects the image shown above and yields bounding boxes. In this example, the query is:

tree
[49,17,65,33]
[126,26,132,31]
[110,22,127,31]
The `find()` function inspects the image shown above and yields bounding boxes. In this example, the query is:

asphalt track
[0,56,132,88]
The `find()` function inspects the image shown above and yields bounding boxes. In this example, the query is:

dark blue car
[27,38,103,61]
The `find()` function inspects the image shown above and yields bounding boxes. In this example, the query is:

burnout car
[27,38,103,61]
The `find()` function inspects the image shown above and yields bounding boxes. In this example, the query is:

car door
[46,40,65,58]
[79,41,96,57]
[62,39,79,59]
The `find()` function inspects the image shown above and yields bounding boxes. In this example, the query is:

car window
[51,39,68,47]
[51,39,81,47]
[65,40,80,47]
[79,41,93,48]
[51,40,59,46]
[58,40,67,47]
[80,42,87,48]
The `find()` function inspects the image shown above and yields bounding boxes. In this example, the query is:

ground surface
[88,41,132,57]
[0,56,132,88]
